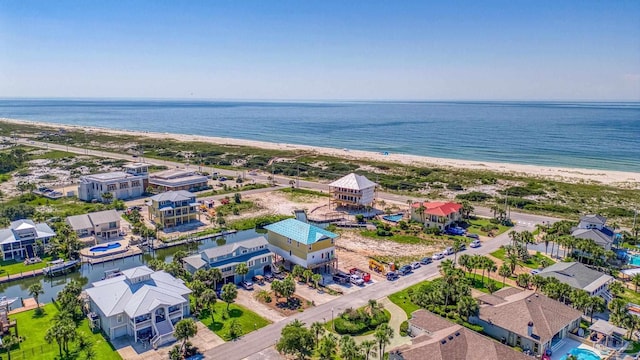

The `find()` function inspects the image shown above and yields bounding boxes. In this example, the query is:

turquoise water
[559,348,601,360]
[1,100,639,172]
[89,242,122,252]
[383,214,403,222]
[629,254,640,266]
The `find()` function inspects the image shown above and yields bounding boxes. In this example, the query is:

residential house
[66,209,122,240]
[410,202,462,230]
[537,262,614,302]
[471,288,582,356]
[390,310,531,360]
[0,220,56,260]
[148,190,199,229]
[84,266,191,347]
[264,218,338,272]
[328,173,377,208]
[78,163,149,203]
[182,236,273,284]
[571,214,616,251]
[148,169,209,192]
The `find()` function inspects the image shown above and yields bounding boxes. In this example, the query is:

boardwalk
[0,269,44,284]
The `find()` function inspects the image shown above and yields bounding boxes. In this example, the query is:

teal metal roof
[264,218,338,245]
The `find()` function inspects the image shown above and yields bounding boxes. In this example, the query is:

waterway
[0,229,263,309]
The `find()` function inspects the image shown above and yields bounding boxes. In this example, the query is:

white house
[0,220,55,260]
[78,163,149,203]
[328,173,377,208]
[571,214,616,250]
[84,266,191,347]
[66,209,122,239]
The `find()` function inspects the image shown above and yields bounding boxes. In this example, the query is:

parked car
[350,274,365,286]
[411,262,421,269]
[444,247,454,255]
[386,271,399,281]
[263,273,274,282]
[469,239,481,248]
[252,275,265,285]
[332,272,350,284]
[420,257,433,265]
[399,265,413,275]
[446,227,466,236]
[530,269,541,275]
[458,244,466,251]
[432,252,445,260]
[218,177,228,182]
[241,281,254,290]
[466,233,480,240]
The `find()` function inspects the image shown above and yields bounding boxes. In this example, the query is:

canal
[0,229,264,309]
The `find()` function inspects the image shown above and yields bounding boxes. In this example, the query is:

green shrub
[399,320,409,336]
[456,191,492,202]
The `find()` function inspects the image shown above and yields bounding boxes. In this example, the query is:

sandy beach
[3,117,640,187]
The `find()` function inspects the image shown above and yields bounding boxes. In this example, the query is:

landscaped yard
[0,255,53,276]
[618,287,640,306]
[464,218,510,237]
[3,303,120,360]
[197,301,270,341]
[388,280,431,316]
[325,307,391,336]
[465,272,507,293]
[490,248,555,270]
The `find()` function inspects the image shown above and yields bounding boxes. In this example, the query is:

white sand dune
[2,117,639,187]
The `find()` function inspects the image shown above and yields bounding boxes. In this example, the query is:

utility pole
[296,164,300,188]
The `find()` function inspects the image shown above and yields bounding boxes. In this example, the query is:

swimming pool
[382,214,403,222]
[90,242,122,253]
[559,348,601,360]
[629,254,640,266]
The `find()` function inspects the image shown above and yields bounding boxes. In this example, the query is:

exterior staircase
[600,290,613,303]
[151,320,175,349]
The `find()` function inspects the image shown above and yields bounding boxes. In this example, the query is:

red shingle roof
[411,202,462,217]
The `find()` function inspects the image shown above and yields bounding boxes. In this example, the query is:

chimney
[527,321,534,337]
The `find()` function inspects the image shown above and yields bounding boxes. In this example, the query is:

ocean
[0,99,639,172]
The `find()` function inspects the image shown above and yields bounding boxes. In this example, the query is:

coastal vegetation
[327,300,390,336]
[1,122,638,226]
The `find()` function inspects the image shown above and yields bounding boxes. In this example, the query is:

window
[331,238,334,245]
[117,314,123,323]
[107,184,117,191]
[119,182,129,189]
[131,180,140,187]
[248,260,254,267]
[287,239,292,244]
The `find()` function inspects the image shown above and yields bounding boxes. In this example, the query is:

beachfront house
[78,163,149,203]
[571,214,616,251]
[182,236,273,284]
[0,220,56,260]
[328,173,377,208]
[410,201,462,230]
[537,262,614,302]
[264,218,338,273]
[389,310,531,360]
[470,288,582,356]
[148,169,209,192]
[84,266,191,347]
[148,190,199,229]
[66,209,122,240]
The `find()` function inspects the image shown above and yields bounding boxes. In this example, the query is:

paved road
[206,224,532,360]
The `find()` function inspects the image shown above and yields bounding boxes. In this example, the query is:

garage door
[113,325,128,338]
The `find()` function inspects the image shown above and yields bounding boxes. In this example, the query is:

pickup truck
[332,272,350,284]
[350,274,365,286]
[349,268,371,283]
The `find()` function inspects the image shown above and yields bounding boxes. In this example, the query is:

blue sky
[1,1,639,100]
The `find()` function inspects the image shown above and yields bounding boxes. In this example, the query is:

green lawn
[388,280,431,316]
[198,301,270,341]
[465,272,507,293]
[465,218,510,236]
[618,287,640,306]
[490,248,555,270]
[4,303,120,360]
[0,255,53,276]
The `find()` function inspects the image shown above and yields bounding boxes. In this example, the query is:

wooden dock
[0,269,44,284]
[153,229,237,250]
[83,247,143,265]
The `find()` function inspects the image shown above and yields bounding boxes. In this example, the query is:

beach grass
[2,120,640,226]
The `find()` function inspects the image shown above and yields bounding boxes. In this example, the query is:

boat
[102,268,123,280]
[42,259,80,277]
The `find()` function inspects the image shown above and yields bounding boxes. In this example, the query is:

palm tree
[516,273,531,289]
[200,289,217,321]
[1,334,19,360]
[28,282,44,309]
[506,251,519,274]
[374,323,394,358]
[438,259,455,276]
[208,268,223,290]
[416,203,426,224]
[609,281,625,298]
[458,254,471,273]
[360,339,377,360]
[632,274,640,292]
[461,201,474,219]
[312,273,323,289]
[174,318,198,354]
[456,296,479,320]
[498,264,512,288]
[235,263,249,282]
[339,335,359,360]
[452,238,464,266]
[318,333,338,360]
[585,296,606,324]
[310,321,325,348]
[531,275,547,291]
[303,269,314,284]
